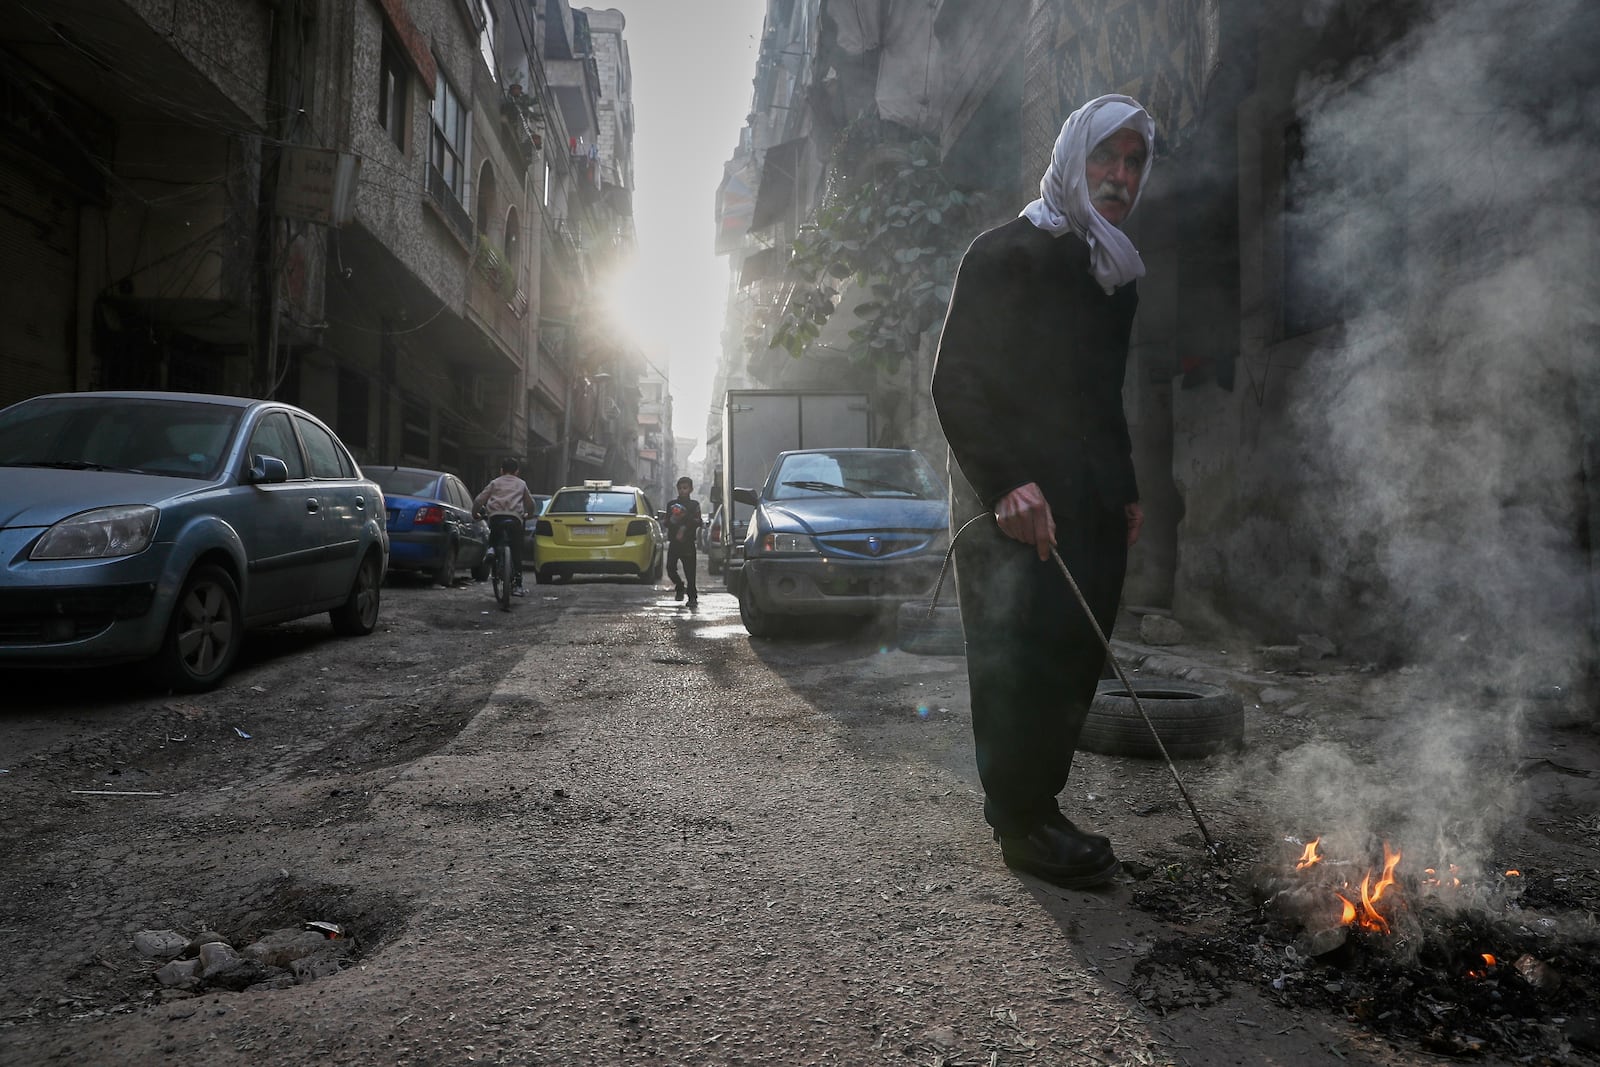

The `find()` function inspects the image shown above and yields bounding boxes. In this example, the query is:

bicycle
[486,516,521,611]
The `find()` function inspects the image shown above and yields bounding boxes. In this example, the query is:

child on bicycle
[473,457,537,595]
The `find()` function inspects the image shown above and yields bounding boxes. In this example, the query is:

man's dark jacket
[931,216,1139,521]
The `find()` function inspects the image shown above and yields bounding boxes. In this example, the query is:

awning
[750,138,806,232]
[738,246,788,289]
[714,159,756,254]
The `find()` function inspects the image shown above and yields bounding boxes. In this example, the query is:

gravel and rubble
[0,576,1595,1065]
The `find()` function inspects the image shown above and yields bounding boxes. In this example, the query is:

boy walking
[664,476,702,605]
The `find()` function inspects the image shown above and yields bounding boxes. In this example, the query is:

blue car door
[292,413,370,602]
[239,410,324,616]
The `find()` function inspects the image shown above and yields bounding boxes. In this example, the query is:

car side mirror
[655,510,667,523]
[248,454,290,484]
[733,487,759,507]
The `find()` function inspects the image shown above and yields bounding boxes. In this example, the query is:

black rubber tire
[470,556,490,582]
[432,540,458,587]
[534,567,554,585]
[708,552,723,576]
[494,543,513,610]
[896,599,965,656]
[1079,678,1244,759]
[149,563,242,692]
[330,552,383,635]
[738,581,786,638]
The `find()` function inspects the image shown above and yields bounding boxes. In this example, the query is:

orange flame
[1482,953,1497,966]
[1505,870,1520,878]
[1336,894,1356,924]
[1296,839,1323,870]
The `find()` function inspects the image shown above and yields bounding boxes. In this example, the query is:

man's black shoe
[995,821,1119,889]
[1045,809,1111,849]
[687,595,698,606]
[673,586,685,601]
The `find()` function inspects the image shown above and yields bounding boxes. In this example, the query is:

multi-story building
[0,0,635,498]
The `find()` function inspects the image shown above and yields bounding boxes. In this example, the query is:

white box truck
[715,390,872,587]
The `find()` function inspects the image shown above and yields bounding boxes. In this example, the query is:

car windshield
[550,490,636,514]
[373,469,441,497]
[0,395,242,480]
[770,450,942,501]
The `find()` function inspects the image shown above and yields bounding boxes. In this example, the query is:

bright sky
[603,2,766,468]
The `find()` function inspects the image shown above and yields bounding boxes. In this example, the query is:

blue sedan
[730,447,949,638]
[0,391,389,691]
[370,466,491,585]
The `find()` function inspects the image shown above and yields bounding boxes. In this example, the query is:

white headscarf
[1020,94,1157,294]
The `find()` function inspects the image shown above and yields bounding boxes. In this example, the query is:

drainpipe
[558,372,572,486]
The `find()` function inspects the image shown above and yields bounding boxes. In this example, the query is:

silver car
[0,391,389,691]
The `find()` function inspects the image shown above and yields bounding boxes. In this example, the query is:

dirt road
[1,573,1596,1065]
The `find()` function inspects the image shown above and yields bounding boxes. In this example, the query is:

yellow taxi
[531,480,666,584]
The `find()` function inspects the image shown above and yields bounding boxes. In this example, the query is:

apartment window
[476,161,497,237]
[430,75,468,203]
[378,33,408,149]
[504,206,520,274]
[477,0,497,80]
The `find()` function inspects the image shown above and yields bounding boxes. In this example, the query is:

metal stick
[928,513,1224,862]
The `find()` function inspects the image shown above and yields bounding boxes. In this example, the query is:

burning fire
[1332,842,1403,933]
[1283,839,1526,943]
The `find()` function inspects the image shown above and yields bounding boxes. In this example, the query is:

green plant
[769,134,983,374]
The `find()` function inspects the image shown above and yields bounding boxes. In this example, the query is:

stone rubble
[132,925,355,995]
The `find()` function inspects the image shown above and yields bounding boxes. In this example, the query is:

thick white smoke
[1263,0,1598,872]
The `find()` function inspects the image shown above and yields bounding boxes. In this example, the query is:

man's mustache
[1091,182,1131,205]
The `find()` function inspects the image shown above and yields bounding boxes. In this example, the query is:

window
[247,412,307,480]
[477,0,497,80]
[429,75,468,203]
[378,32,408,149]
[476,161,497,236]
[294,416,354,479]
[503,205,520,274]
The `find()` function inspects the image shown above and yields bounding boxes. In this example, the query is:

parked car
[0,390,388,691]
[730,447,948,638]
[530,480,665,584]
[521,494,552,569]
[370,466,490,585]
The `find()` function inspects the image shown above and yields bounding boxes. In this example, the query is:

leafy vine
[767,130,985,375]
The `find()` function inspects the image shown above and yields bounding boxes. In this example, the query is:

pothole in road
[127,876,413,1001]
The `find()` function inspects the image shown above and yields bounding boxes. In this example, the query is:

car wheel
[534,567,553,585]
[738,581,786,638]
[330,551,383,635]
[433,540,458,587]
[470,556,490,581]
[1079,679,1245,759]
[149,563,242,693]
[895,599,965,656]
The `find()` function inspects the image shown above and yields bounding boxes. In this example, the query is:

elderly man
[930,94,1155,889]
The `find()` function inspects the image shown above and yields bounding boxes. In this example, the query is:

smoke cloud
[1262,0,1599,873]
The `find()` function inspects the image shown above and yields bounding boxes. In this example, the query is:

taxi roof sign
[582,479,613,489]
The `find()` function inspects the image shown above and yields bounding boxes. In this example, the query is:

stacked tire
[895,599,965,656]
[1079,679,1244,759]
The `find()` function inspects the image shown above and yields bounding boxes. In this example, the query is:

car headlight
[758,531,818,554]
[31,505,159,560]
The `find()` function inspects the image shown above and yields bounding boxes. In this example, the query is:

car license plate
[569,527,608,537]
